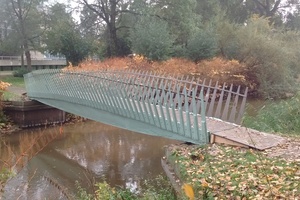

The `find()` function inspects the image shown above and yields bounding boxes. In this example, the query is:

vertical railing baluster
[229,86,241,123]
[200,89,208,143]
[236,87,248,124]
[221,84,233,121]
[184,87,192,139]
[192,89,199,141]
[177,85,185,136]
[207,81,219,117]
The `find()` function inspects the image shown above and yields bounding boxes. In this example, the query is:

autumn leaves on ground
[168,144,299,200]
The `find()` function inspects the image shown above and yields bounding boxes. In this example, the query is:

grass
[76,175,177,200]
[1,91,23,101]
[243,93,300,135]
[0,76,25,101]
[0,76,25,87]
[166,144,300,199]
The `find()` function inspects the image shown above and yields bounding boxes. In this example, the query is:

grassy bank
[0,76,25,87]
[243,93,300,135]
[166,144,300,199]
[76,175,177,200]
[0,76,25,101]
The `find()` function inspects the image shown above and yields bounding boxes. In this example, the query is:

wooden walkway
[207,118,286,150]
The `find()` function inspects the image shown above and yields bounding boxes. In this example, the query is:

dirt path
[6,85,26,96]
[262,135,300,162]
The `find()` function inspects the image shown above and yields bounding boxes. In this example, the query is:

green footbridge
[24,69,248,145]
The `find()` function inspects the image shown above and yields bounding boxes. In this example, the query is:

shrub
[0,81,11,128]
[243,93,300,134]
[218,16,298,98]
[130,16,174,61]
[13,68,31,77]
[186,28,218,62]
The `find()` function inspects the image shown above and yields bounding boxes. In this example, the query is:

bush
[130,16,174,61]
[0,81,11,128]
[218,16,298,98]
[186,28,218,62]
[76,175,176,200]
[13,68,31,77]
[243,94,300,134]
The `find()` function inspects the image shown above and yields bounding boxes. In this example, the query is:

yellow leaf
[183,183,195,200]
[201,179,209,188]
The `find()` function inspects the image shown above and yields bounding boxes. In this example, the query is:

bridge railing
[24,69,211,144]
[90,69,248,124]
[25,69,247,143]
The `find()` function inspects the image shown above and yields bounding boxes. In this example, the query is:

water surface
[1,120,179,199]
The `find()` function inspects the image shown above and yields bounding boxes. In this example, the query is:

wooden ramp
[207,118,286,150]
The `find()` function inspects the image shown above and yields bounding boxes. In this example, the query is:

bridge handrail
[74,69,248,124]
[24,69,210,144]
[25,68,248,124]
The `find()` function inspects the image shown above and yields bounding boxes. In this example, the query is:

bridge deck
[23,69,285,149]
[206,118,286,150]
[156,105,284,150]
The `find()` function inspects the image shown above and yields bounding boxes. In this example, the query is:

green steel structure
[24,69,248,144]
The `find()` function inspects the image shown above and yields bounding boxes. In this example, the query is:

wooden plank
[210,134,249,148]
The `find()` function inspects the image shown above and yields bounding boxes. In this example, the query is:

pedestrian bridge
[24,69,284,149]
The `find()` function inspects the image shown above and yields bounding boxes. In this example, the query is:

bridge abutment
[3,100,66,128]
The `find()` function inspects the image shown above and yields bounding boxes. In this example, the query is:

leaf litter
[167,143,300,199]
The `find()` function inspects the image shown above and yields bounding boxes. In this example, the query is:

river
[0,120,180,199]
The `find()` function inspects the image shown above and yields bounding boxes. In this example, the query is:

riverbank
[163,142,300,199]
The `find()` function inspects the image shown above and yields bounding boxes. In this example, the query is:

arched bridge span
[24,69,248,144]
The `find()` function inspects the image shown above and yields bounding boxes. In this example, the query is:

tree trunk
[107,1,118,57]
[20,19,32,71]
[107,24,118,57]
[24,44,31,71]
[13,0,32,71]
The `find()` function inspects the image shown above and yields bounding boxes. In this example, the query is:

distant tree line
[1,0,300,98]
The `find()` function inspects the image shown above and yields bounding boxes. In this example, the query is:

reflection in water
[0,126,63,172]
[1,120,179,199]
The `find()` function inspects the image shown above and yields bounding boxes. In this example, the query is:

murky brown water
[0,120,179,199]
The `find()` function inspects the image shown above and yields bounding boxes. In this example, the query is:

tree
[80,0,133,57]
[285,11,300,30]
[130,15,174,61]
[186,28,218,62]
[2,0,45,70]
[244,0,300,24]
[44,3,90,65]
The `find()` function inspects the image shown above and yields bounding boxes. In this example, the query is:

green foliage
[186,28,218,62]
[75,181,94,200]
[243,94,300,134]
[0,167,13,184]
[218,16,298,98]
[44,4,91,66]
[141,175,176,200]
[45,22,90,66]
[0,110,7,128]
[0,0,45,57]
[13,68,31,77]
[76,175,176,200]
[130,16,174,61]
[1,76,25,87]
[94,182,114,200]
